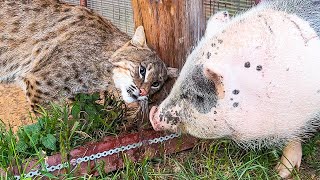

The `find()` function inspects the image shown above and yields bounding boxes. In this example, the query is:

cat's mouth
[131,94,148,101]
[126,85,148,102]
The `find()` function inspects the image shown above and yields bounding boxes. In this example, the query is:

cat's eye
[151,81,160,88]
[139,65,146,77]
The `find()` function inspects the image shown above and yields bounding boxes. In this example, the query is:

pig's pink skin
[150,6,320,145]
[149,106,162,131]
[200,10,320,141]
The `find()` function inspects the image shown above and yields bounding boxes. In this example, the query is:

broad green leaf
[71,104,81,119]
[16,140,28,152]
[41,134,57,151]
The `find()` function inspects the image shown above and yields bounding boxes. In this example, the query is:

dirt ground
[0,84,34,132]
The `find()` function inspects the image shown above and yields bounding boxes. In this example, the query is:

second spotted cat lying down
[0,0,178,111]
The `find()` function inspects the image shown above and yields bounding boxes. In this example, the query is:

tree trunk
[132,0,205,69]
[80,0,87,7]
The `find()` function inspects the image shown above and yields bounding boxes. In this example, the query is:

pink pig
[150,0,320,178]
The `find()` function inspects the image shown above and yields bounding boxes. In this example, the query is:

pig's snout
[149,106,162,131]
[150,106,180,132]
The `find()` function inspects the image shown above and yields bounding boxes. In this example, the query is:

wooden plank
[10,130,198,177]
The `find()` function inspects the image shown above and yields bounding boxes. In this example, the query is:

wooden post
[132,0,205,69]
[80,0,87,7]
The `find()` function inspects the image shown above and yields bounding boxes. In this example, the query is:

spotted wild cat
[0,0,178,111]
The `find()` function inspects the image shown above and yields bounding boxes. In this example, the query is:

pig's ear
[167,67,179,78]
[203,67,225,99]
[131,26,148,48]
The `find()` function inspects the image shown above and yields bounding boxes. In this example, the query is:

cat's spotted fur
[0,0,177,110]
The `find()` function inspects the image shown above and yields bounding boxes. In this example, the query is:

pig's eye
[139,65,146,78]
[151,81,160,88]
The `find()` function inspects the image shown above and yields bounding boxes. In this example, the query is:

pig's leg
[275,140,302,179]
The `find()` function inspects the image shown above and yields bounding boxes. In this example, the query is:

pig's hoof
[275,140,302,179]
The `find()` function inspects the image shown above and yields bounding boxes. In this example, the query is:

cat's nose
[139,88,147,96]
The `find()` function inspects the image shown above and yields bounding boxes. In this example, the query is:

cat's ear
[167,67,179,78]
[131,26,147,48]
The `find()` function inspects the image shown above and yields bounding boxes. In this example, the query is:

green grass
[0,92,126,179]
[15,93,125,158]
[0,92,319,179]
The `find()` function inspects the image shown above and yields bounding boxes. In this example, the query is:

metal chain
[14,132,181,180]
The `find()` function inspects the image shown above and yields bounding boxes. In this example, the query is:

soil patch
[0,84,34,132]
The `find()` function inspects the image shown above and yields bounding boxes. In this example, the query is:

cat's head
[110,26,178,103]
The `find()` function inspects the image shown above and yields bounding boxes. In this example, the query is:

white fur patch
[205,11,230,38]
[112,68,138,103]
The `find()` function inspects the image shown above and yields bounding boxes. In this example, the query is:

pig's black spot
[233,102,239,108]
[214,111,217,114]
[256,65,262,71]
[268,26,273,34]
[196,95,204,103]
[286,68,289,71]
[244,62,250,68]
[179,65,217,114]
[232,89,240,95]
[202,52,204,56]
[218,39,223,44]
[214,119,217,121]
[180,94,188,99]
[215,52,218,55]
[159,113,164,122]
[214,126,217,128]
[230,98,233,101]
[160,111,181,125]
[207,52,211,59]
